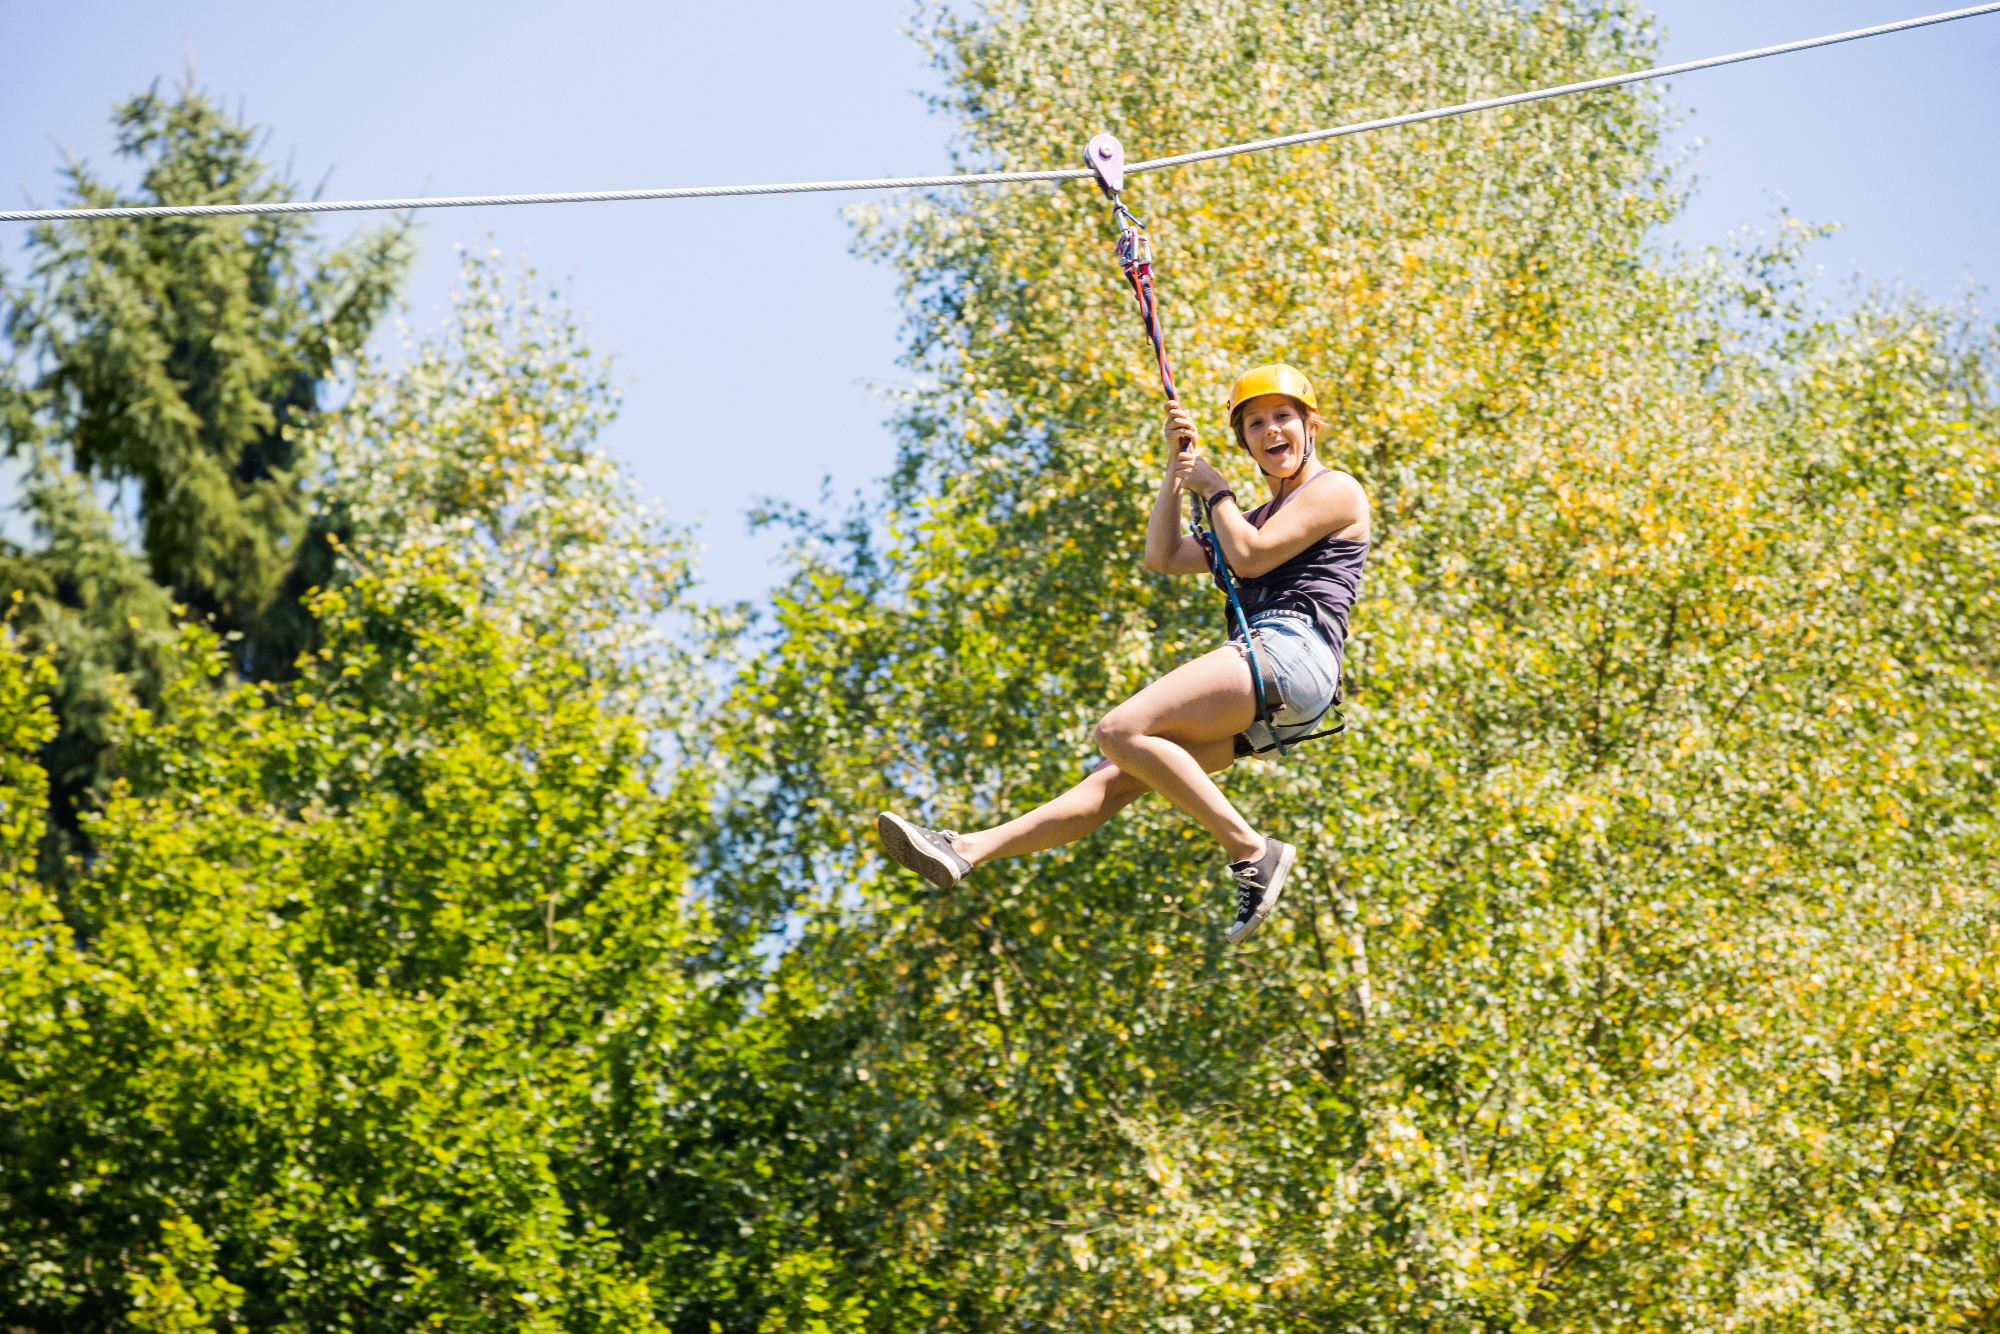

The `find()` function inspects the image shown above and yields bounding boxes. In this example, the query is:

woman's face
[1238,393,1312,477]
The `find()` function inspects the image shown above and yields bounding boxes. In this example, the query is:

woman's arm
[1206,468,1369,577]
[1144,401,1217,575]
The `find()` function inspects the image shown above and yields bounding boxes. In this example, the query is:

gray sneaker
[1226,837,1297,944]
[876,812,973,889]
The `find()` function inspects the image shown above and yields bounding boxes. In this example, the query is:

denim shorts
[1229,610,1342,753]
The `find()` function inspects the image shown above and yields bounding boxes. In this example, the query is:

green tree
[706,0,2000,1328]
[0,81,409,849]
[304,247,697,723]
[0,260,743,1333]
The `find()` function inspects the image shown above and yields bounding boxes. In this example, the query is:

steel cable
[2,2,1995,225]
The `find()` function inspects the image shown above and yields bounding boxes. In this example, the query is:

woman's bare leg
[1092,646,1263,862]
[952,737,1237,865]
[951,644,1261,865]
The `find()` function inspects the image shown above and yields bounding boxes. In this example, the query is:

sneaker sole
[876,812,960,890]
[1228,840,1297,945]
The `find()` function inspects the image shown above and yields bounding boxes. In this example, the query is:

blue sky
[5,1,1998,606]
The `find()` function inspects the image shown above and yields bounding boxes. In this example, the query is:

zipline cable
[2,2,1996,225]
[1118,0,2000,178]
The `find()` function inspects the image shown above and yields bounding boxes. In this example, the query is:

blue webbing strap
[1190,506,1277,737]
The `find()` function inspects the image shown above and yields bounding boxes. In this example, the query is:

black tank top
[1231,484,1370,660]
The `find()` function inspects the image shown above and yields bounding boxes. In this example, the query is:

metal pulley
[1082,133,1125,198]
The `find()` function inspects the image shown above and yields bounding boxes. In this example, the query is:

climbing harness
[1083,133,1305,760]
[8,4,1995,227]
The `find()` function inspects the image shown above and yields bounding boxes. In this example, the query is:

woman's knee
[1094,707,1142,757]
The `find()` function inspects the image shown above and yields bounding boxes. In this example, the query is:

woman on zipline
[878,364,1370,943]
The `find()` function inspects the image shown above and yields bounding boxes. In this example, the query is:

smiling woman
[876,362,1370,944]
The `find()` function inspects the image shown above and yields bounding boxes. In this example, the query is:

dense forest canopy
[5,2,1999,1331]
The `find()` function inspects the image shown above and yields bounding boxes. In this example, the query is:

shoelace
[1231,863,1262,921]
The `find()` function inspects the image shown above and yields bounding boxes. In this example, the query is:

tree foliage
[0,264,738,1333]
[303,249,698,724]
[703,1,2000,1329]
[3,4,1998,1329]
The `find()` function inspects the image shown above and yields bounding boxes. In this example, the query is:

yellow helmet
[1227,363,1318,418]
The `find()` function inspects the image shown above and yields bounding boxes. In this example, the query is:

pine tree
[0,81,410,857]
